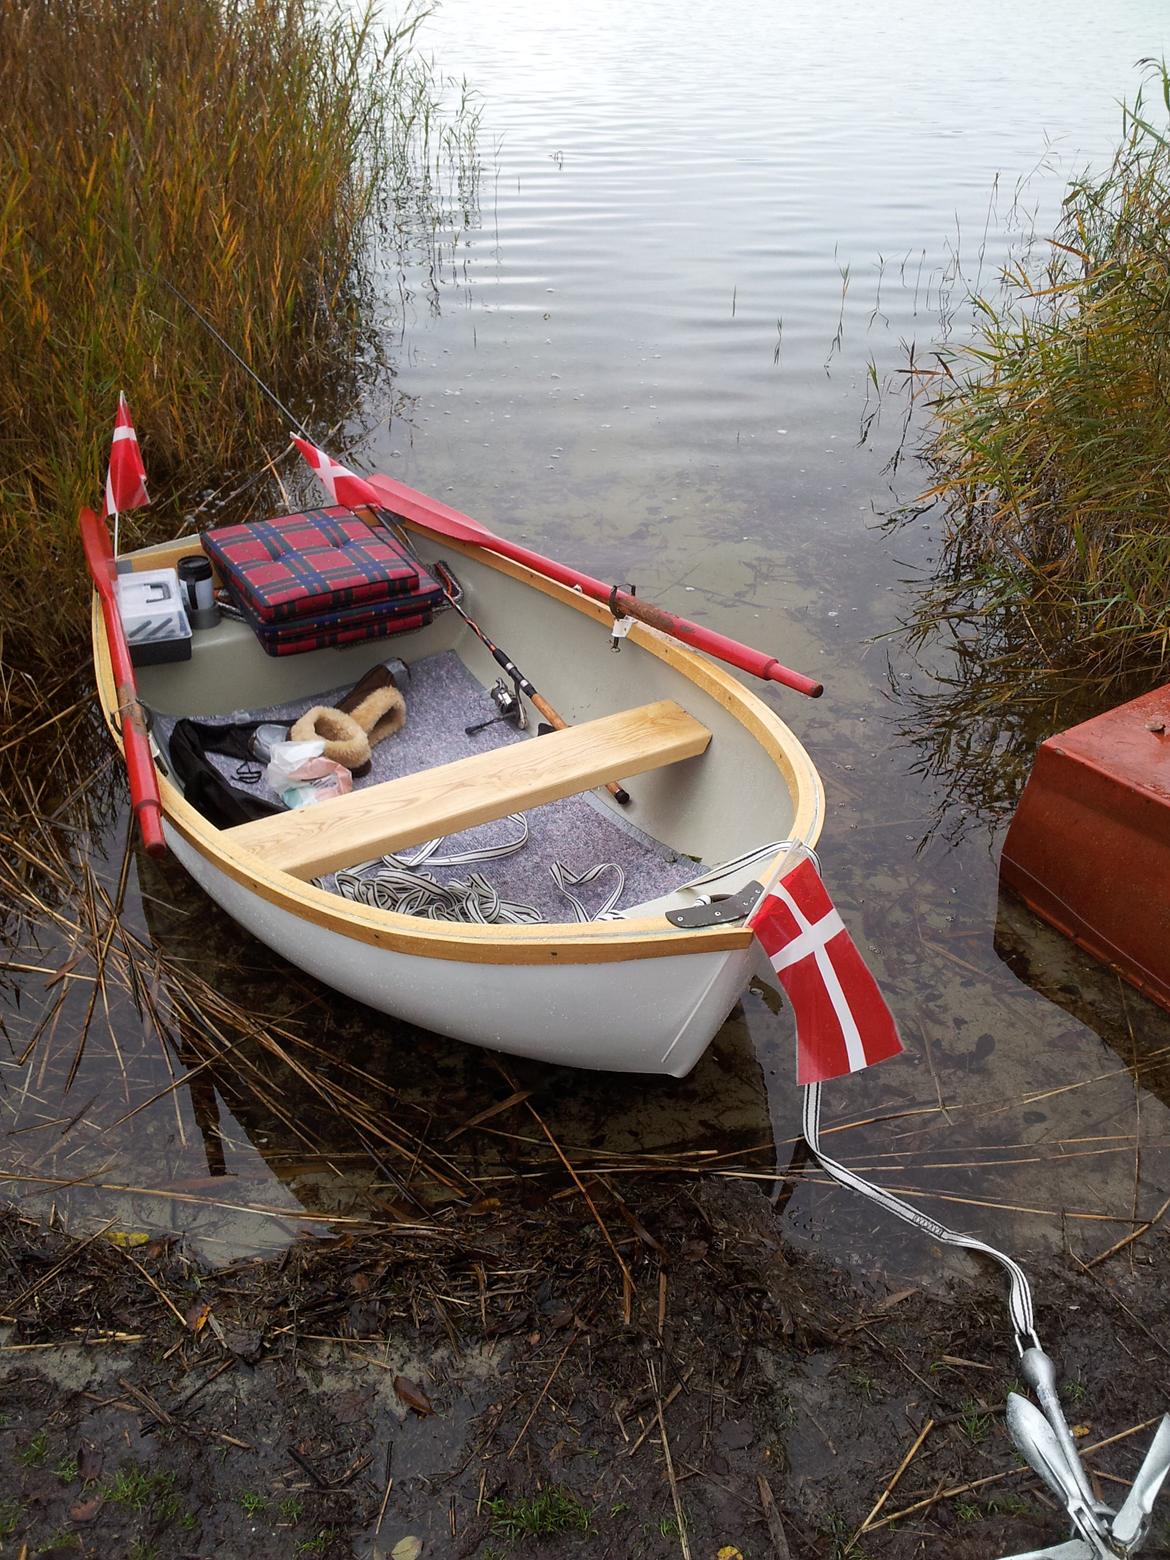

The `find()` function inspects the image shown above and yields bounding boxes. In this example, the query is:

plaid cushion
[228,573,443,635]
[203,508,419,624]
[227,570,443,657]
[249,609,432,657]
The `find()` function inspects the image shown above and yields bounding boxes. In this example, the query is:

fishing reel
[465,676,528,736]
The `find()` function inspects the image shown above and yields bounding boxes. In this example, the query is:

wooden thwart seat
[230,699,711,881]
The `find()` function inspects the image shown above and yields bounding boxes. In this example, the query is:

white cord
[335,864,543,925]
[334,818,628,926]
[802,1080,1039,1351]
[549,860,626,922]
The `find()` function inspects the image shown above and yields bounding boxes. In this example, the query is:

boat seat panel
[228,699,712,880]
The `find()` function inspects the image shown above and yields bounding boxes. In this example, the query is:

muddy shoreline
[3,1180,1169,1560]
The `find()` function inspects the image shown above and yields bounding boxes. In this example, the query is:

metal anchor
[999,1348,1170,1558]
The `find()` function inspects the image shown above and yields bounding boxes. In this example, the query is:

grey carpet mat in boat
[156,650,700,922]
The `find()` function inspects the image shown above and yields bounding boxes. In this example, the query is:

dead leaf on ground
[186,1300,211,1334]
[69,1495,102,1523]
[873,1286,919,1312]
[466,1196,501,1215]
[391,1539,424,1560]
[393,1375,434,1417]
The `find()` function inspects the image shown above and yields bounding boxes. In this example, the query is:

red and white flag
[102,392,150,517]
[751,854,902,1084]
[290,435,384,511]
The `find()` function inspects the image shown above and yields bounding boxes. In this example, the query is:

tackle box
[116,567,192,666]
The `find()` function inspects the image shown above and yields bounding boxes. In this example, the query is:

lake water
[4,0,1170,1285]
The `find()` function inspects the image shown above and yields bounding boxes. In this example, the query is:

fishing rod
[155,277,313,441]
[430,559,631,805]
[158,278,633,800]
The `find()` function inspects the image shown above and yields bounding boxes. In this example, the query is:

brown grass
[901,62,1170,694]
[0,0,470,667]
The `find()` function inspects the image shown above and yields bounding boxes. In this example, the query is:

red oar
[366,473,823,698]
[79,507,167,857]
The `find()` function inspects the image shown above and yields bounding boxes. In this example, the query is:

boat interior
[115,522,819,929]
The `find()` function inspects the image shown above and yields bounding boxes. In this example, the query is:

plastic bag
[265,739,353,809]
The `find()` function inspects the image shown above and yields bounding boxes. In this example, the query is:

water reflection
[1,837,783,1261]
[5,0,1170,1286]
[884,629,1148,847]
[994,890,1170,1113]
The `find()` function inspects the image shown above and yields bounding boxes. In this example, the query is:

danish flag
[751,855,902,1084]
[291,435,385,511]
[102,393,150,517]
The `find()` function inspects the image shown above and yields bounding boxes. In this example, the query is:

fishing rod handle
[530,693,630,805]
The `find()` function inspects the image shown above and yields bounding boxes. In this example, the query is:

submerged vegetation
[0,0,476,666]
[901,62,1170,700]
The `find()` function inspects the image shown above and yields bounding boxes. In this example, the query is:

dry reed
[901,61,1170,694]
[0,0,475,668]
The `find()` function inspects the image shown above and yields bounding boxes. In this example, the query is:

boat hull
[1000,681,1170,1012]
[167,824,756,1075]
[95,502,825,1074]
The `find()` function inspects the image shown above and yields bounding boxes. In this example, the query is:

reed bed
[0,0,476,668]
[902,63,1170,694]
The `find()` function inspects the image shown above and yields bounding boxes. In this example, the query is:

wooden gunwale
[92,520,824,966]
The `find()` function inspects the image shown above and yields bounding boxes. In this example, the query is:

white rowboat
[92,490,823,1075]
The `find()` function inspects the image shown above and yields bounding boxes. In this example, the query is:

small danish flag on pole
[290,435,385,511]
[102,393,150,518]
[751,852,902,1084]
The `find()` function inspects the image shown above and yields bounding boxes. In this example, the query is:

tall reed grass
[904,63,1170,692]
[0,0,473,667]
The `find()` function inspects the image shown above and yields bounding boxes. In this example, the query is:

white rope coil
[333,816,628,926]
[549,860,626,921]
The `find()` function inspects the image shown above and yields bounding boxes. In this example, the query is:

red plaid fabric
[224,550,443,658]
[249,610,432,657]
[203,508,418,624]
[229,565,441,629]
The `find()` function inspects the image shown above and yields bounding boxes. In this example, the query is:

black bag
[168,719,286,829]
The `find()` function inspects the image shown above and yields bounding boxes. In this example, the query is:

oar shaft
[79,508,166,858]
[609,590,823,698]
[366,472,824,699]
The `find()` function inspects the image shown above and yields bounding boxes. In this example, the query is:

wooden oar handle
[610,591,824,699]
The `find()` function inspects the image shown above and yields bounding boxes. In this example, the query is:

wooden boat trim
[92,521,824,965]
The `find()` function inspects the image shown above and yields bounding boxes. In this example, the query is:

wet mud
[3,1184,1170,1560]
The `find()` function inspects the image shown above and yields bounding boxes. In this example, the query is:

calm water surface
[5,0,1170,1283]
